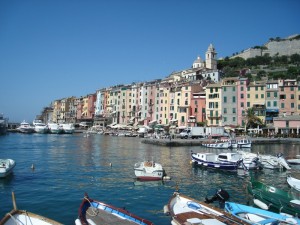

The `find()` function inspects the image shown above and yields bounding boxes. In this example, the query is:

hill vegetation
[218,53,300,81]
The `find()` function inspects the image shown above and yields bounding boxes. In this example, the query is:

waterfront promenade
[141,137,300,146]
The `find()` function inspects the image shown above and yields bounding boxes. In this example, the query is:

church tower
[205,44,217,70]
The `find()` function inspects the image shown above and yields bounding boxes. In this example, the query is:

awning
[108,122,117,127]
[149,120,157,124]
[170,119,178,122]
[130,117,135,121]
[178,126,186,129]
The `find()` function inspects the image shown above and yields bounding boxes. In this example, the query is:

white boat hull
[0,159,16,178]
[134,161,165,181]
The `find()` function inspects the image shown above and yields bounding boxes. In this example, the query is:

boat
[191,152,245,171]
[201,138,232,149]
[164,191,248,225]
[47,122,63,134]
[217,152,261,170]
[33,119,49,133]
[0,113,8,135]
[287,175,300,192]
[287,158,300,165]
[231,138,252,148]
[16,120,35,133]
[247,179,300,217]
[225,201,300,225]
[61,123,75,134]
[0,159,16,178]
[238,151,290,170]
[0,192,62,225]
[75,193,154,225]
[134,160,168,181]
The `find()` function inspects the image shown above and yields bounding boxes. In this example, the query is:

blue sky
[0,0,299,123]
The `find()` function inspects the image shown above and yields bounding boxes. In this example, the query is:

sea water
[0,133,299,224]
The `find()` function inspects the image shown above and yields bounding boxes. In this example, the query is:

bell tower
[205,44,217,70]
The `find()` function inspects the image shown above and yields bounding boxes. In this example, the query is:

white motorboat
[238,151,290,170]
[47,122,63,134]
[0,192,63,225]
[17,120,35,133]
[287,175,300,191]
[231,138,252,148]
[61,123,75,134]
[0,113,8,135]
[33,119,48,134]
[164,192,248,225]
[217,152,261,170]
[201,139,232,149]
[287,158,300,165]
[134,160,167,181]
[0,159,16,178]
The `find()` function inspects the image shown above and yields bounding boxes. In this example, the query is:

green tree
[245,108,263,129]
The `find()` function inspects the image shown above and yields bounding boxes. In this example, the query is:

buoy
[31,164,35,170]
[163,205,170,214]
[253,199,269,210]
[109,163,112,167]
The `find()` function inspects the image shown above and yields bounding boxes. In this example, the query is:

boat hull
[225,201,300,225]
[76,194,153,225]
[165,192,247,225]
[0,209,62,225]
[247,180,300,217]
[134,161,165,180]
[191,152,239,171]
[0,159,16,178]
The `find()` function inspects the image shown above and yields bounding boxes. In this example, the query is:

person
[204,188,230,208]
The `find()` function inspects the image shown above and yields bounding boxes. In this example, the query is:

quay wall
[141,137,300,146]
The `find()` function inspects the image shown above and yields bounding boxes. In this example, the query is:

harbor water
[0,133,300,224]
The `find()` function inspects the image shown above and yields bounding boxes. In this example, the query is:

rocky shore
[141,137,300,147]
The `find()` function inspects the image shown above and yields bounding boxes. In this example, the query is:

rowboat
[0,192,62,225]
[75,193,154,225]
[225,201,300,224]
[164,191,248,225]
[287,175,300,192]
[247,180,300,217]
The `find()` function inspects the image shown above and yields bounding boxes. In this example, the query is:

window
[281,103,285,108]
[291,94,294,99]
[255,87,258,91]
[181,116,185,123]
[224,96,227,103]
[223,87,227,92]
[241,102,244,107]
[232,96,236,103]
[241,86,244,91]
[247,102,250,107]
[224,117,227,122]
[274,92,278,98]
[267,92,270,98]
[273,101,277,107]
[224,108,227,114]
[267,101,271,107]
[232,108,236,113]
[232,87,235,91]
[291,103,295,108]
[255,94,258,99]
[247,94,250,98]
[233,117,236,122]
[241,93,244,99]
[261,94,264,99]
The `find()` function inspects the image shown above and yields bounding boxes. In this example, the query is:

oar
[12,191,17,210]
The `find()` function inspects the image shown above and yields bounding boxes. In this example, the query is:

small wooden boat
[134,160,167,181]
[75,193,154,225]
[0,159,16,178]
[247,180,300,217]
[225,201,300,224]
[287,175,300,192]
[164,191,248,225]
[0,192,62,225]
